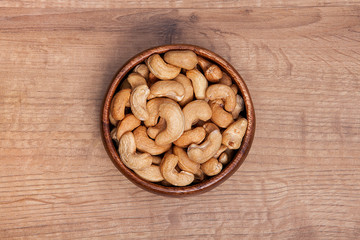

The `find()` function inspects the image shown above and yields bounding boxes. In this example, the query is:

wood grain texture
[0,1,359,239]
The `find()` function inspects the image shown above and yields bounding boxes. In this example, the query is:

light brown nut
[110,128,118,144]
[118,132,153,170]
[194,169,205,182]
[202,122,220,134]
[230,84,238,94]
[164,50,198,70]
[187,129,222,164]
[127,72,147,89]
[155,101,185,145]
[147,118,166,139]
[120,79,131,90]
[130,85,150,121]
[209,100,234,128]
[110,89,131,121]
[116,113,141,140]
[144,98,176,127]
[133,126,171,155]
[222,118,248,149]
[213,144,227,158]
[173,127,206,148]
[218,152,230,165]
[133,64,149,80]
[134,165,164,182]
[186,69,208,100]
[148,80,185,102]
[109,112,118,126]
[152,156,162,165]
[197,56,223,82]
[201,158,222,176]
[160,152,194,186]
[146,54,181,80]
[232,95,244,119]
[219,72,232,86]
[173,146,200,175]
[183,100,212,131]
[206,84,236,112]
[148,72,159,86]
[174,74,194,106]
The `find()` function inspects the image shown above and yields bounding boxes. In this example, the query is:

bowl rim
[101,44,256,196]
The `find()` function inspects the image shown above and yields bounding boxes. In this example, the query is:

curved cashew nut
[160,152,194,186]
[183,100,212,131]
[116,113,141,140]
[109,112,118,126]
[110,89,131,121]
[232,95,244,119]
[118,132,153,170]
[218,152,230,165]
[219,72,232,86]
[186,69,208,100]
[147,118,166,139]
[164,50,198,70]
[187,129,222,163]
[110,128,118,144]
[206,84,236,112]
[133,64,149,80]
[209,100,234,128]
[133,126,171,155]
[134,165,164,182]
[213,144,227,158]
[202,122,219,134]
[201,158,223,176]
[146,54,181,80]
[152,156,162,165]
[127,72,147,89]
[230,84,238,94]
[148,80,185,102]
[197,56,223,82]
[155,101,185,145]
[130,85,150,121]
[174,74,194,106]
[173,127,206,148]
[144,98,176,127]
[148,72,158,86]
[222,118,248,149]
[173,146,200,174]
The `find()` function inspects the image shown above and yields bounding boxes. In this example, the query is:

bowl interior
[101,44,255,196]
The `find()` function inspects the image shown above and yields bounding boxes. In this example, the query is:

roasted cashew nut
[183,100,212,131]
[222,118,248,149]
[155,101,185,146]
[144,98,177,127]
[206,84,236,112]
[148,80,185,102]
[134,165,164,182]
[118,132,153,170]
[186,69,208,100]
[202,122,219,134]
[209,100,234,128]
[213,144,227,159]
[232,95,244,119]
[230,84,238,94]
[218,152,230,165]
[130,85,150,121]
[197,56,223,82]
[146,54,181,80]
[116,113,141,140]
[173,146,200,175]
[219,72,232,86]
[164,50,198,70]
[109,112,118,126]
[133,126,171,155]
[127,72,147,89]
[160,152,194,186]
[173,127,206,148]
[147,118,166,139]
[174,74,194,106]
[201,158,223,176]
[110,89,131,121]
[110,128,118,144]
[133,64,149,80]
[187,129,222,164]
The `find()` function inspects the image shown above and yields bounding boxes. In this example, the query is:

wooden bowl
[101,44,255,196]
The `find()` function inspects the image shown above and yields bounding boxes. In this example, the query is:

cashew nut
[160,152,194,186]
[118,132,153,170]
[219,72,232,86]
[213,144,227,158]
[187,129,222,163]
[133,64,149,80]
[155,101,185,145]
[120,79,131,90]
[109,112,118,126]
[173,127,206,148]
[130,85,150,121]
[146,54,181,80]
[173,146,200,175]
[127,72,147,89]
[110,128,118,144]
[230,84,238,94]
[186,69,208,100]
[222,118,248,149]
[206,84,236,112]
[134,165,164,182]
[232,95,244,119]
[144,98,177,127]
[116,113,141,140]
[183,100,212,131]
[164,50,198,70]
[110,89,131,121]
[197,56,223,82]
[201,158,223,176]
[174,74,194,106]
[148,80,185,102]
[202,122,219,134]
[133,126,171,155]
[209,100,234,128]
[152,156,162,165]
[218,152,230,165]
[147,118,166,139]
[148,72,158,86]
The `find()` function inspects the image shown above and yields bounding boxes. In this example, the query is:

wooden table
[1,1,359,239]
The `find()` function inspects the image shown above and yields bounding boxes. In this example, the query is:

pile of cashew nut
[109,50,248,186]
